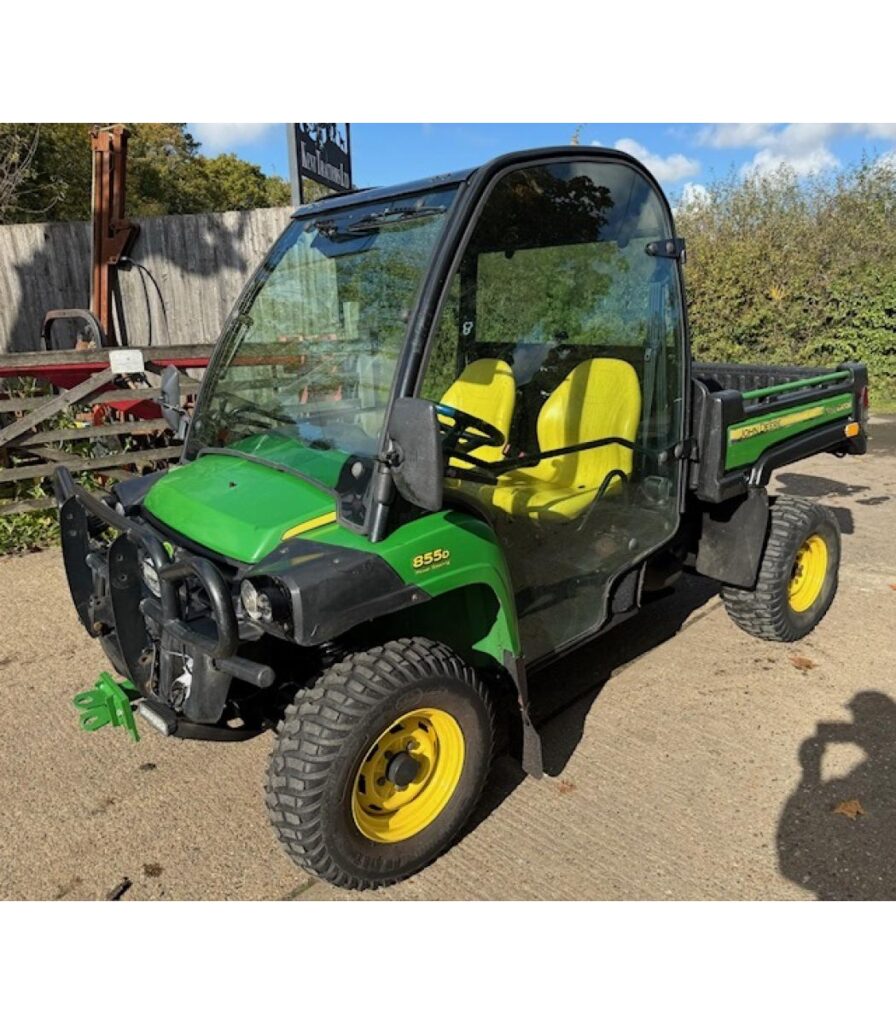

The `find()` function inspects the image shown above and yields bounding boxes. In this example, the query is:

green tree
[0,124,41,220]
[0,122,293,223]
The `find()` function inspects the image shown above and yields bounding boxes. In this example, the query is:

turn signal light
[845,422,860,438]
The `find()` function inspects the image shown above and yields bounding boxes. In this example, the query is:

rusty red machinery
[0,125,212,494]
[0,124,211,393]
[90,123,139,346]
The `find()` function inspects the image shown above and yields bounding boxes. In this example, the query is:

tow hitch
[73,672,140,742]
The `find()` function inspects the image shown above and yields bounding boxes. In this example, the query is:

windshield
[186,185,459,524]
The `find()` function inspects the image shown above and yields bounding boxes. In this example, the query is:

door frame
[409,147,693,668]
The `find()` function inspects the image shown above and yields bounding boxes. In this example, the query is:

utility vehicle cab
[57,147,867,890]
[153,148,684,663]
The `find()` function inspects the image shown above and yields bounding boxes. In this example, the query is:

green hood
[143,434,345,563]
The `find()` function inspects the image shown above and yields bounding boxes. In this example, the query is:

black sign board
[287,123,352,204]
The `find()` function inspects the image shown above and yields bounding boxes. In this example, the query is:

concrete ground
[1,417,894,901]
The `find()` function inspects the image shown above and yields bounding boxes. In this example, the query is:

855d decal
[411,547,451,573]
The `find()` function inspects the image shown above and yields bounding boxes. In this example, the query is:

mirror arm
[159,365,189,439]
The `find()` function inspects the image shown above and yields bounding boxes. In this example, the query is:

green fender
[312,509,543,776]
[306,508,521,666]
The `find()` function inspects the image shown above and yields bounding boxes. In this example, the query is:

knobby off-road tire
[266,637,494,890]
[721,496,841,642]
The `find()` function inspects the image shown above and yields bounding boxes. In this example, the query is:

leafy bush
[676,159,896,403]
[0,480,60,555]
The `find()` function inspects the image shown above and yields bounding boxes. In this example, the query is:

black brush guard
[54,467,274,735]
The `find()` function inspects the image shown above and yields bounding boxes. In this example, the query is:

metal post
[286,123,304,208]
[89,125,139,346]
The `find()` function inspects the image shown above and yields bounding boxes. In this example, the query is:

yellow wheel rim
[788,533,829,612]
[351,708,465,844]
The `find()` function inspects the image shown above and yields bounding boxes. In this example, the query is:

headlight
[240,578,287,625]
[141,558,161,598]
[240,579,260,619]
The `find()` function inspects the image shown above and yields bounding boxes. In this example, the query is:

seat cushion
[475,357,641,522]
[476,466,626,522]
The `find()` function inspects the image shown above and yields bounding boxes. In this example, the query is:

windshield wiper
[349,206,445,232]
[315,206,445,239]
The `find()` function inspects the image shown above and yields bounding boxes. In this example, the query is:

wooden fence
[0,206,292,354]
[0,205,295,520]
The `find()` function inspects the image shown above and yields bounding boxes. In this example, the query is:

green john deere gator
[55,146,869,889]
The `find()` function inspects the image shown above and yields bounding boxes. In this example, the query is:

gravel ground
[1,416,894,900]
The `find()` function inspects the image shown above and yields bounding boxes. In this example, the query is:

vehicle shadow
[532,574,720,776]
[465,574,720,832]
[777,691,896,900]
[774,472,869,499]
[771,473,857,534]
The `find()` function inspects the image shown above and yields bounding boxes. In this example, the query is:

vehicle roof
[289,145,665,219]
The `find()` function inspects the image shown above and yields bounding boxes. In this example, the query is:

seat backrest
[534,357,641,488]
[441,358,516,462]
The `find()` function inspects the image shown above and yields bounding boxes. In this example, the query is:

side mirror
[159,365,188,438]
[386,397,444,512]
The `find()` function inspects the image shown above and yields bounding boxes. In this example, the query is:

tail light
[859,385,869,425]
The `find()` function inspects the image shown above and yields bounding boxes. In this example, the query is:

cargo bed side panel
[725,393,855,469]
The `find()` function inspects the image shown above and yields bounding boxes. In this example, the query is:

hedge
[675,159,896,402]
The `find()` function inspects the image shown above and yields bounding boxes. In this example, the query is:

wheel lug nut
[377,777,386,786]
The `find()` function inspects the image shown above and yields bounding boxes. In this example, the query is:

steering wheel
[435,403,505,482]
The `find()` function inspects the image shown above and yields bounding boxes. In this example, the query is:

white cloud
[851,123,896,141]
[190,123,278,153]
[684,122,896,181]
[744,146,839,178]
[605,137,700,184]
[697,123,896,178]
[702,123,896,152]
[699,123,775,148]
[679,182,710,208]
[701,123,840,178]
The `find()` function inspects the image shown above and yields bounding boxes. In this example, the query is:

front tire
[721,496,840,642]
[266,638,494,890]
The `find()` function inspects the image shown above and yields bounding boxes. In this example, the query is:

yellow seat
[440,358,516,463]
[483,358,641,521]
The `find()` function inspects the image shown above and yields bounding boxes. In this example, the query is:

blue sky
[187,123,896,201]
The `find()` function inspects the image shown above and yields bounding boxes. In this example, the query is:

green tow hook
[73,672,140,742]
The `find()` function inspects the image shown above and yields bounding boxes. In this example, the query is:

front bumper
[54,467,274,733]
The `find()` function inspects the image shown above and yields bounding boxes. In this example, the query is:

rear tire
[266,637,494,890]
[721,496,840,642]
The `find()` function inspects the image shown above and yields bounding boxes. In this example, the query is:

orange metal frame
[90,124,139,344]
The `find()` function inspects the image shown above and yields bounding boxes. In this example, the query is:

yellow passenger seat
[440,358,516,463]
[483,358,641,521]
